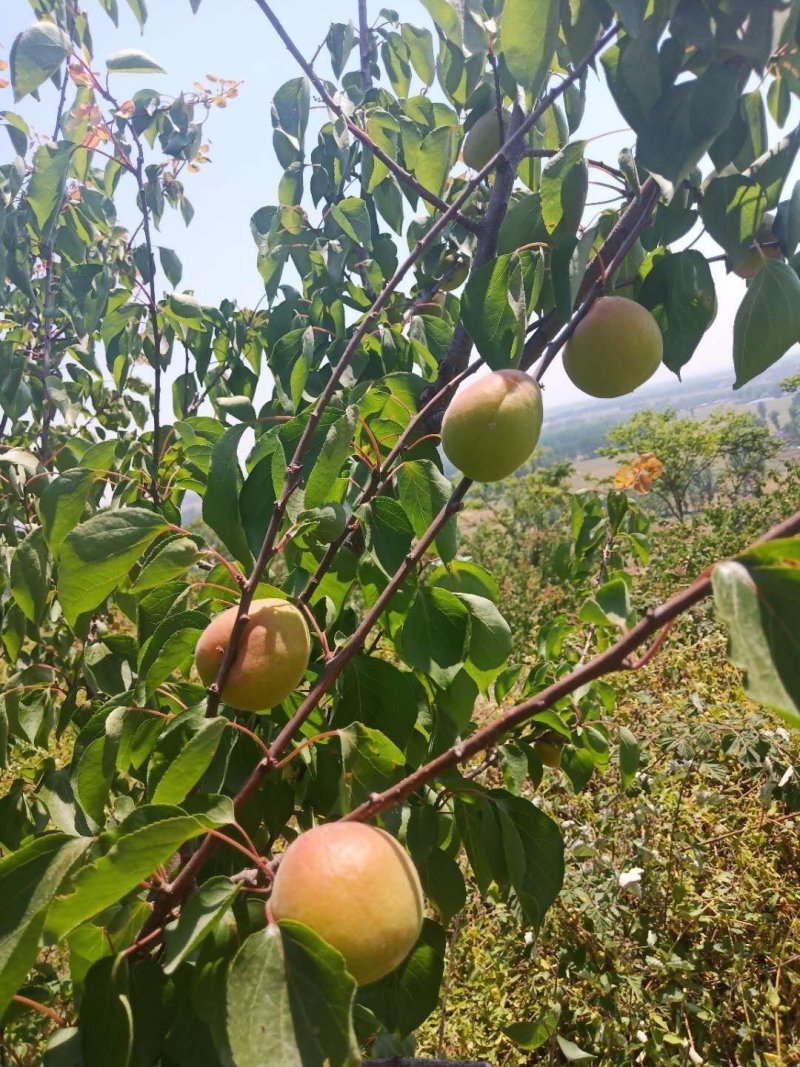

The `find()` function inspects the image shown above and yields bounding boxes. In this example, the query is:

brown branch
[136,479,470,939]
[521,176,661,373]
[298,359,479,608]
[358,0,372,92]
[11,995,67,1028]
[342,508,800,824]
[201,29,622,722]
[138,16,623,945]
[253,0,479,231]
[363,1061,495,1067]
[39,71,70,469]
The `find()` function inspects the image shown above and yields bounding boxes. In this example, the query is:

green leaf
[106,49,165,73]
[162,875,239,974]
[58,508,170,627]
[638,250,716,377]
[416,849,466,925]
[10,22,71,101]
[395,460,456,564]
[27,142,72,232]
[504,1010,560,1050]
[304,406,357,510]
[557,1035,595,1061]
[128,536,199,593]
[618,727,640,790]
[0,834,90,1016]
[203,425,254,568]
[457,593,512,673]
[541,141,588,239]
[733,259,800,388]
[79,956,133,1067]
[496,794,564,930]
[336,657,425,750]
[46,799,234,938]
[125,0,148,29]
[159,246,183,287]
[149,712,227,805]
[339,722,405,809]
[500,0,559,96]
[360,496,415,578]
[10,527,48,624]
[330,197,372,249]
[137,609,208,693]
[713,540,800,729]
[397,586,471,689]
[461,253,528,369]
[358,919,445,1035]
[225,922,359,1067]
[415,125,459,201]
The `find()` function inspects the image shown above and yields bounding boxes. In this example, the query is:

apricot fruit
[463,107,512,171]
[733,212,783,279]
[534,740,562,769]
[270,822,424,985]
[562,296,663,399]
[194,597,310,712]
[438,252,469,291]
[441,369,543,482]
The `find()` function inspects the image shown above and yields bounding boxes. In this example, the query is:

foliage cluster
[2,0,800,1065]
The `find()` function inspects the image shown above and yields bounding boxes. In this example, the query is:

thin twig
[11,995,66,1028]
[342,509,800,824]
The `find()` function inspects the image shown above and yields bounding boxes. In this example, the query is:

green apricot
[463,108,512,171]
[562,296,663,399]
[441,369,543,482]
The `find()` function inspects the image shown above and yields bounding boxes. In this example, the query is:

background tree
[2,1,800,1065]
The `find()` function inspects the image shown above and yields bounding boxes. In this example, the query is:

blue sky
[2,0,797,409]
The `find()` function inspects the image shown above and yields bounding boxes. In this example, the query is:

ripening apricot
[733,212,783,279]
[437,252,469,291]
[535,740,562,769]
[463,107,512,170]
[270,823,424,985]
[194,598,310,712]
[441,369,544,482]
[562,296,663,399]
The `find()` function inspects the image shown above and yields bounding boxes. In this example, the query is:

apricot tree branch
[358,0,372,92]
[201,30,621,720]
[521,176,660,374]
[363,1060,495,1067]
[341,508,800,824]
[136,479,471,938]
[252,0,479,232]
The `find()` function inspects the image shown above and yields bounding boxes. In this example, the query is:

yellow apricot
[270,822,424,986]
[194,598,310,712]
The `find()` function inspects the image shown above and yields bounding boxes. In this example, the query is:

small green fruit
[194,598,311,712]
[535,740,562,769]
[438,252,469,291]
[270,823,424,986]
[733,212,783,279]
[441,369,544,482]
[463,108,512,171]
[563,296,663,399]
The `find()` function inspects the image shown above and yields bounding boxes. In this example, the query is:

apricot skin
[733,213,783,279]
[463,108,512,170]
[563,296,663,399]
[535,741,562,769]
[270,823,424,986]
[441,369,543,483]
[194,597,310,713]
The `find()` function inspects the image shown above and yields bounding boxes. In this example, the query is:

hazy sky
[2,0,798,411]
